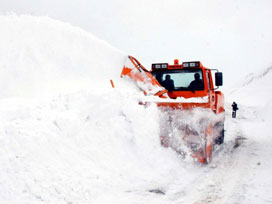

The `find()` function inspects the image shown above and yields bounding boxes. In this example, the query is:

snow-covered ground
[0,14,271,204]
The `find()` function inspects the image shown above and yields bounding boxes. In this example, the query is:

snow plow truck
[120,56,225,164]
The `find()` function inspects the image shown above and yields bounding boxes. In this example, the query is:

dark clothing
[162,79,174,91]
[188,79,204,90]
[232,102,238,118]
[232,103,238,111]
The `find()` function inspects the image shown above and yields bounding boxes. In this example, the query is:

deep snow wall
[0,14,190,204]
[0,14,126,98]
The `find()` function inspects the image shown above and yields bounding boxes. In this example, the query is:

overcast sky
[1,0,272,86]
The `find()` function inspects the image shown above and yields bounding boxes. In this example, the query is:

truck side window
[206,71,211,89]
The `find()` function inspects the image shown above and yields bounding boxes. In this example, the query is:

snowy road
[167,105,272,204]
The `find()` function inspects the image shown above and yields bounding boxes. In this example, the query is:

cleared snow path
[168,104,272,204]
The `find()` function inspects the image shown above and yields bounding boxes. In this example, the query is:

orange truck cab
[151,59,224,114]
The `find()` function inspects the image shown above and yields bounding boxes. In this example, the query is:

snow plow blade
[121,56,168,98]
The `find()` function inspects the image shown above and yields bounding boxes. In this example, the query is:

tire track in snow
[191,105,263,204]
[173,108,252,204]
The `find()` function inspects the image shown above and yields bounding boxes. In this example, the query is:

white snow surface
[1,14,272,204]
[0,14,126,98]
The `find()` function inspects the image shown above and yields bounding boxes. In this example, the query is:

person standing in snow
[232,102,239,118]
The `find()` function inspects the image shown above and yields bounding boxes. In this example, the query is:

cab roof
[151,60,205,71]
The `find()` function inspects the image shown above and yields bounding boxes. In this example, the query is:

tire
[215,123,224,145]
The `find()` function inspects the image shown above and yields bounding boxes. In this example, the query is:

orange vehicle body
[120,56,225,164]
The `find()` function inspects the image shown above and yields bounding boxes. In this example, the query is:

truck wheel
[215,123,224,145]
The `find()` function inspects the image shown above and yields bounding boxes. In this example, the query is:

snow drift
[227,65,272,120]
[0,14,126,98]
[223,64,272,204]
[0,14,194,204]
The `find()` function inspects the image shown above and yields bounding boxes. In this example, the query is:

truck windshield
[152,69,204,91]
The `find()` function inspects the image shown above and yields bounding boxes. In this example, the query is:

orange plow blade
[121,56,168,98]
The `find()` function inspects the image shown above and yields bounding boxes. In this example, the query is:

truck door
[206,71,216,112]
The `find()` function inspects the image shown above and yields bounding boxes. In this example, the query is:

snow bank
[224,66,272,203]
[227,65,272,120]
[0,14,126,98]
[228,66,272,106]
[0,14,198,204]
[0,90,191,204]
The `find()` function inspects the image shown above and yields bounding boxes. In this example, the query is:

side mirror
[215,72,223,86]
